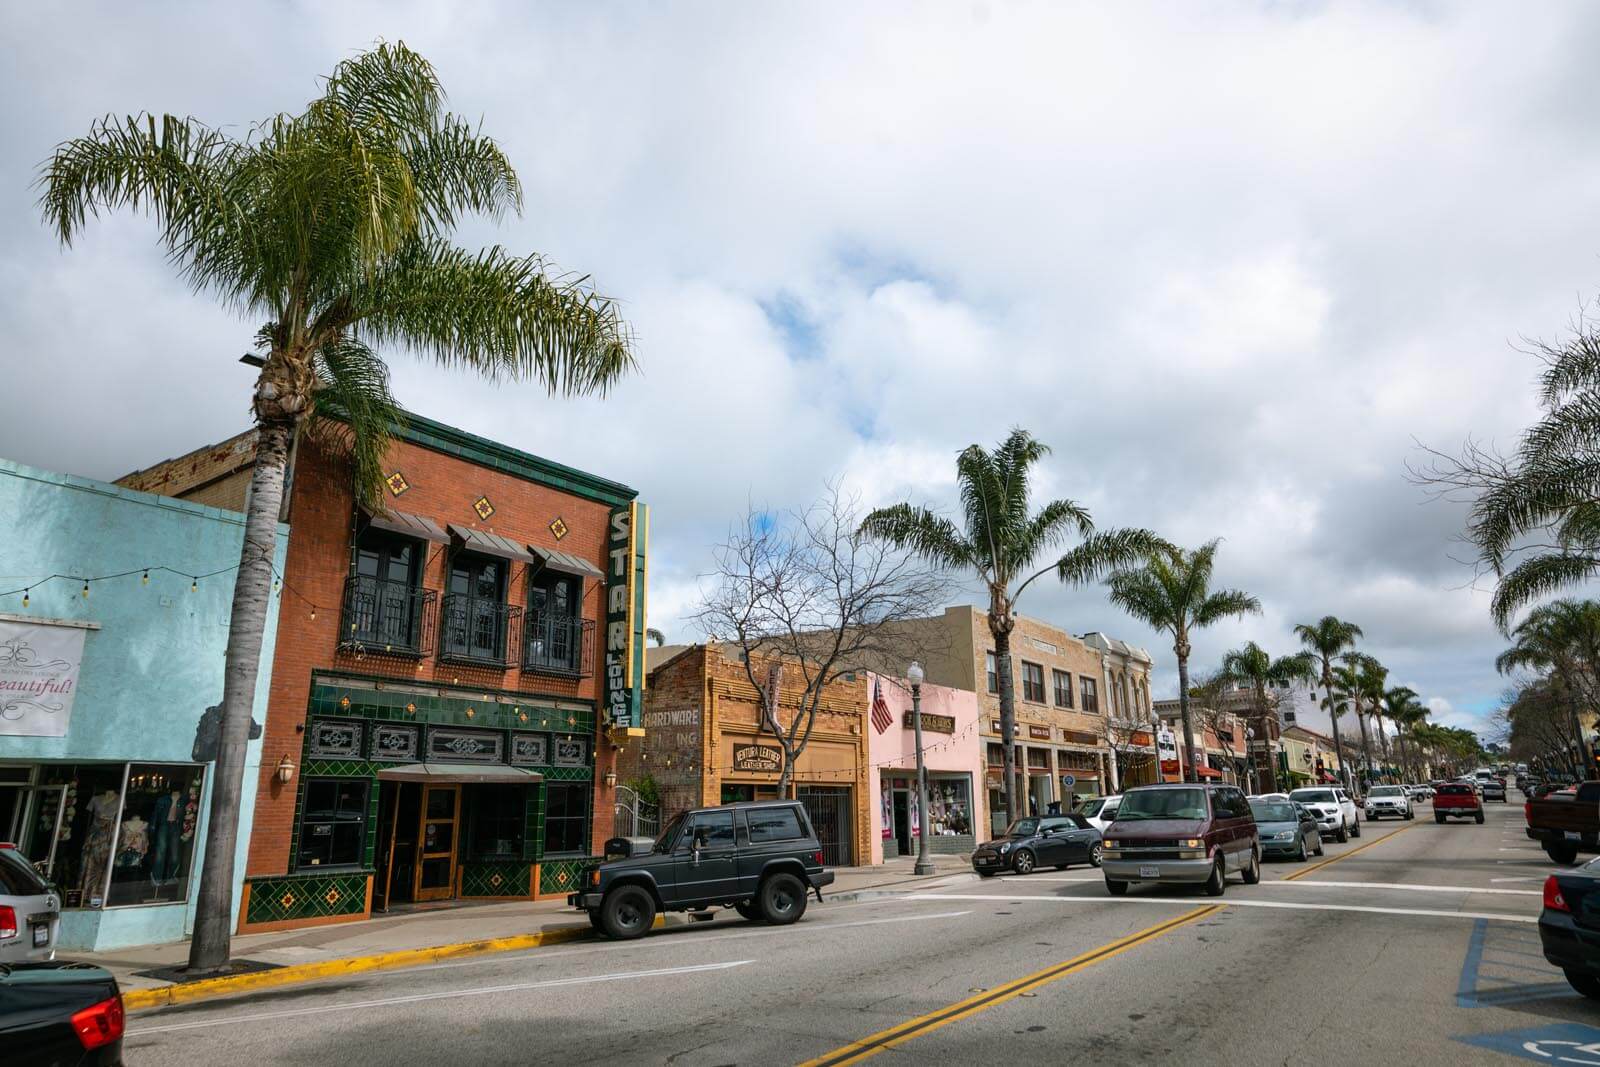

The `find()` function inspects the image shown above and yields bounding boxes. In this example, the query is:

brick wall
[247,431,620,875]
[622,647,708,822]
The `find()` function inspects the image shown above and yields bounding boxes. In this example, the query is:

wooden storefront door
[413,784,461,902]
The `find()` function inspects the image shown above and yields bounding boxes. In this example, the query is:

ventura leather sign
[731,744,783,773]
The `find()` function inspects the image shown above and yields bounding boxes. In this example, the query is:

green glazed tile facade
[245,872,368,925]
[460,861,532,897]
[539,857,599,896]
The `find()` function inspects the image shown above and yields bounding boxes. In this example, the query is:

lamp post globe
[1245,726,1256,795]
[908,661,934,875]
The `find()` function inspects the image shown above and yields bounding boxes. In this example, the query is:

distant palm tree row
[862,428,1467,813]
[1495,597,1600,775]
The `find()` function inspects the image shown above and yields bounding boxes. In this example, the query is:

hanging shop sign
[732,743,783,773]
[1028,725,1051,740]
[1156,728,1178,762]
[0,618,89,737]
[605,501,650,730]
[903,710,955,734]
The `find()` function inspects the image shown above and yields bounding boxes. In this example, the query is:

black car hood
[976,836,1024,850]
[600,852,664,874]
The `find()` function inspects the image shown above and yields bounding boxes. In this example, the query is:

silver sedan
[0,844,60,962]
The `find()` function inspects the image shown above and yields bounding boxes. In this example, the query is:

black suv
[569,800,836,939]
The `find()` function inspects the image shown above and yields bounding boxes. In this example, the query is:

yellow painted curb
[122,916,663,1013]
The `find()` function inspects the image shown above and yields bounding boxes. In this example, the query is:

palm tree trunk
[993,626,1019,827]
[1396,728,1411,783]
[188,420,294,973]
[1323,668,1350,792]
[1176,647,1196,783]
[1354,705,1375,787]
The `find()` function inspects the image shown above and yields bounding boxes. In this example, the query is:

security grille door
[799,786,853,867]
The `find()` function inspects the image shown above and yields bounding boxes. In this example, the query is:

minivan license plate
[31,924,48,948]
[1139,865,1159,878]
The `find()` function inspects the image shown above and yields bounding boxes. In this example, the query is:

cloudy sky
[4,2,1595,740]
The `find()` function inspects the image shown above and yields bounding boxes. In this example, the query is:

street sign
[1061,774,1076,788]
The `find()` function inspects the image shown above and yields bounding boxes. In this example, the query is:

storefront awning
[529,545,605,579]
[448,524,537,564]
[363,507,449,543]
[1195,766,1224,779]
[376,763,543,784]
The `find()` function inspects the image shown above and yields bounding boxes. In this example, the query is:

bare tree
[696,485,949,796]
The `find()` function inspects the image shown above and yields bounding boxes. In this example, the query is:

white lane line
[1263,879,1540,896]
[128,960,755,1035]
[901,892,1537,925]
[1492,876,1555,883]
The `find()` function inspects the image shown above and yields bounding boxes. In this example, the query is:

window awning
[364,508,449,543]
[376,763,543,784]
[529,545,605,580]
[1195,765,1225,779]
[448,524,537,564]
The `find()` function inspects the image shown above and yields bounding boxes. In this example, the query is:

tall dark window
[443,553,507,662]
[985,652,998,694]
[466,785,526,860]
[526,572,581,672]
[1053,669,1073,708]
[1021,661,1045,703]
[347,531,422,649]
[1080,676,1099,713]
[543,783,589,855]
[296,779,370,869]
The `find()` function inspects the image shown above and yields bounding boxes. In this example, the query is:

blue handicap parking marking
[1459,918,1579,1008]
[1457,1023,1600,1064]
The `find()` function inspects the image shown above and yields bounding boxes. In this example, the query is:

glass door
[413,784,460,902]
[19,784,68,879]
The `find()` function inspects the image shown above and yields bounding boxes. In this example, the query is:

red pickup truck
[1434,782,1484,824]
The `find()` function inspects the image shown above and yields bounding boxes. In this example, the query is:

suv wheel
[1241,848,1261,885]
[735,901,762,922]
[585,907,603,931]
[1012,849,1036,875]
[1435,812,1445,824]
[758,872,808,925]
[1350,816,1362,839]
[1566,970,1600,1000]
[1474,811,1485,825]
[1203,858,1227,897]
[599,885,656,940]
[1336,822,1349,844]
[1105,877,1129,896]
[1546,842,1581,865]
[1089,843,1104,868]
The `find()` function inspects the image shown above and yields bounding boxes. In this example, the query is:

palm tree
[1330,655,1378,785]
[40,43,634,972]
[1384,686,1428,782]
[1217,641,1316,792]
[1350,655,1392,783]
[1496,599,1600,770]
[646,628,666,647]
[1293,616,1364,792]
[1105,541,1260,782]
[861,429,1168,823]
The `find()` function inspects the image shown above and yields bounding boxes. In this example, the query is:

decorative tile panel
[245,872,368,925]
[510,732,549,766]
[385,471,410,496]
[460,862,531,897]
[371,724,419,762]
[308,719,364,758]
[539,857,599,896]
[427,726,504,763]
[548,516,568,541]
[553,735,588,767]
[473,495,495,520]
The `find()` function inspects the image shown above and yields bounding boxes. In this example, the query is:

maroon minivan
[1100,783,1260,896]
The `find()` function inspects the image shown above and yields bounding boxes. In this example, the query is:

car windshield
[1004,818,1040,837]
[1249,801,1296,822]
[652,812,687,854]
[1078,799,1106,818]
[1372,786,1403,797]
[1291,789,1336,804]
[1115,788,1207,821]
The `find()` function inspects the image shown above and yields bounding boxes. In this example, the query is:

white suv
[1076,795,1121,833]
[1365,785,1413,821]
[1289,786,1362,843]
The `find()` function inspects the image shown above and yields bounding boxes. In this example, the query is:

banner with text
[605,501,649,730]
[0,619,88,737]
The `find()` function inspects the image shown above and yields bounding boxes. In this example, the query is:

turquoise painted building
[0,458,286,950]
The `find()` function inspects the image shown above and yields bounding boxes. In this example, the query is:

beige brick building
[888,607,1154,835]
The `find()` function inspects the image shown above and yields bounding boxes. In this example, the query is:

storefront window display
[926,775,972,837]
[28,762,204,910]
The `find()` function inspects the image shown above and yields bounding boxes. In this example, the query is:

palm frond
[857,504,975,571]
[1051,527,1168,587]
[1490,551,1600,630]
[310,335,404,510]
[1192,587,1261,627]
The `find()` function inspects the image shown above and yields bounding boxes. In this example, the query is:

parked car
[1249,798,1323,862]
[1289,786,1362,843]
[1075,795,1122,834]
[1526,782,1600,864]
[1248,793,1290,802]
[1539,859,1600,1000]
[972,814,1103,877]
[1365,785,1414,821]
[569,800,834,939]
[1433,782,1485,824]
[0,845,59,964]
[1481,778,1508,803]
[0,960,125,1066]
[1101,783,1260,897]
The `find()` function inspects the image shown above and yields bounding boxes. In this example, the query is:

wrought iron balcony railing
[340,576,436,656]
[522,613,594,678]
[439,593,521,669]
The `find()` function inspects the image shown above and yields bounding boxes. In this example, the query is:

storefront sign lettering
[0,620,87,738]
[732,743,783,773]
[1028,725,1051,740]
[605,502,650,730]
[902,710,955,734]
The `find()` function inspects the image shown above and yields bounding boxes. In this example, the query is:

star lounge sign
[605,502,650,729]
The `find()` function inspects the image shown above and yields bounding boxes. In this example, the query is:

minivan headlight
[1180,838,1203,848]
[1102,839,1117,849]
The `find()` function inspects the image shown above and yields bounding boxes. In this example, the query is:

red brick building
[121,412,648,931]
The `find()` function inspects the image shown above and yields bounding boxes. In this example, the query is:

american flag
[871,678,894,734]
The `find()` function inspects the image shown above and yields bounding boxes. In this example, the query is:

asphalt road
[123,797,1600,1065]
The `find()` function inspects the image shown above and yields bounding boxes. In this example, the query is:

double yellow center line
[1282,823,1415,882]
[796,906,1219,1067]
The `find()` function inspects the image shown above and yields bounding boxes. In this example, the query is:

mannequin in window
[149,789,183,885]
[77,789,120,904]
[116,812,149,873]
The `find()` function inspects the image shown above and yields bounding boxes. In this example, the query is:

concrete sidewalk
[81,853,977,1008]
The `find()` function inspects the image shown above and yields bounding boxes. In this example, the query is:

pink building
[865,672,984,865]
